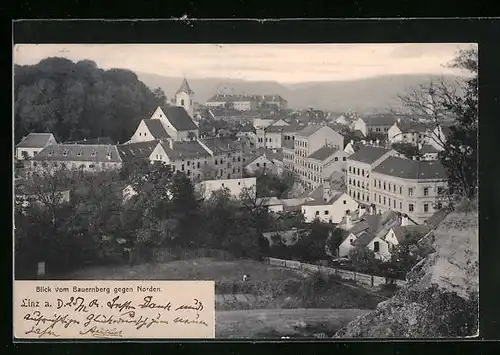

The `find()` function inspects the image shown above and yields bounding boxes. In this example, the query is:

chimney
[344,210,353,229]
[401,214,409,227]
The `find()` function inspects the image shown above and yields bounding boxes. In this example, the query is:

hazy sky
[13,43,476,83]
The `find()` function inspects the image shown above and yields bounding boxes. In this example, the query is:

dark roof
[352,130,365,138]
[372,156,447,180]
[297,124,325,137]
[177,78,194,95]
[420,144,439,154]
[264,149,284,162]
[282,140,294,150]
[424,209,451,229]
[303,191,344,206]
[160,141,211,160]
[161,106,198,131]
[352,231,375,248]
[392,225,431,244]
[396,121,429,133]
[67,137,115,145]
[239,125,256,133]
[441,125,453,137]
[265,124,299,133]
[32,144,122,163]
[362,115,398,126]
[16,133,55,148]
[348,146,392,164]
[308,146,339,161]
[143,119,171,139]
[199,138,243,155]
[117,140,159,160]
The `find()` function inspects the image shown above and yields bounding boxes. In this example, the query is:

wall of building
[366,236,391,261]
[129,120,157,143]
[31,160,122,173]
[176,91,194,117]
[301,193,358,223]
[197,177,257,199]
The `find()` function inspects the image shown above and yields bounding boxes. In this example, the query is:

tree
[326,228,345,257]
[348,247,380,272]
[397,48,477,203]
[293,220,330,262]
[391,142,421,160]
[152,87,168,105]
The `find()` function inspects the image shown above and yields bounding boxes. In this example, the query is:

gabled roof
[352,231,375,248]
[117,140,159,161]
[16,133,55,148]
[348,146,392,164]
[297,124,325,137]
[392,225,431,245]
[396,121,429,133]
[161,106,198,131]
[143,119,171,139]
[199,137,243,155]
[176,78,194,95]
[303,191,344,206]
[424,209,451,229]
[372,156,447,180]
[308,146,339,161]
[32,144,122,163]
[159,140,211,160]
[361,115,398,126]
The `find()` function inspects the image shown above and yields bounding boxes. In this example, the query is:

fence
[265,257,407,288]
[152,248,234,263]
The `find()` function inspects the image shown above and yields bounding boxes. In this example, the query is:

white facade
[353,118,368,136]
[365,236,391,261]
[196,177,257,200]
[176,91,194,118]
[301,193,358,223]
[245,155,275,175]
[129,120,158,143]
[15,133,57,160]
[338,232,358,258]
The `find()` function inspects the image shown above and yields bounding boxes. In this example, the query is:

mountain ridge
[137,72,465,113]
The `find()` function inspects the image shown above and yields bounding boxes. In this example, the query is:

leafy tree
[292,220,330,262]
[14,57,164,144]
[388,244,420,274]
[326,228,346,257]
[365,132,386,144]
[152,87,168,105]
[348,247,380,272]
[391,142,422,160]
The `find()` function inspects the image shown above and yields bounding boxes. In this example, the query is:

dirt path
[216,308,369,338]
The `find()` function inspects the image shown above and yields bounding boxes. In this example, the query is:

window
[357,168,360,175]
[366,196,369,202]
[357,181,360,187]
[393,200,396,208]
[343,200,346,204]
[437,187,444,195]
[361,169,364,176]
[424,204,429,212]
[388,183,391,191]
[33,151,38,155]
[181,99,185,106]
[197,162,200,168]
[187,161,191,166]
[172,166,176,172]
[215,160,218,165]
[376,128,381,132]
[408,188,414,197]
[383,182,386,190]
[357,192,360,199]
[342,157,346,161]
[399,186,402,194]
[424,187,429,196]
[315,211,319,216]
[324,210,329,215]
[227,173,230,179]
[388,198,391,206]
[349,166,351,173]
[378,181,381,188]
[187,170,191,176]
[393,185,396,193]
[373,241,380,252]
[256,163,260,167]
[334,157,338,162]
[181,164,185,171]
[237,156,241,162]
[379,195,381,203]
[263,162,267,167]
[89,164,95,168]
[436,202,443,209]
[409,204,414,212]
[400,202,402,209]
[383,196,386,205]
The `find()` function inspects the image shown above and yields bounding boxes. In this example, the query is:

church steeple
[177,77,194,95]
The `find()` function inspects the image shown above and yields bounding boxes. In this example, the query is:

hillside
[335,201,479,338]
[137,73,464,113]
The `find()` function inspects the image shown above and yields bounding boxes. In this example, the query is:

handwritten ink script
[14,281,215,339]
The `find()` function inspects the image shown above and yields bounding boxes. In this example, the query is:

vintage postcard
[13,41,478,339]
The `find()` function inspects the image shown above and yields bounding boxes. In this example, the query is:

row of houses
[205,94,288,111]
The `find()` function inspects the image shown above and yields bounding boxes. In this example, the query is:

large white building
[301,192,358,223]
[15,133,58,160]
[195,177,257,200]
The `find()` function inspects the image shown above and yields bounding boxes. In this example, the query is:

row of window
[296,140,308,148]
[348,189,369,202]
[33,161,119,170]
[368,127,389,133]
[373,179,444,197]
[348,166,367,177]
[348,179,368,190]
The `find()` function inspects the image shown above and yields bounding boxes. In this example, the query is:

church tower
[175,77,195,118]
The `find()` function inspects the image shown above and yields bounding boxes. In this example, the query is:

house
[289,125,345,188]
[256,196,284,213]
[426,122,455,152]
[371,156,448,224]
[197,138,245,180]
[373,224,432,261]
[343,140,362,155]
[30,144,123,173]
[337,208,401,258]
[252,95,288,111]
[420,144,440,161]
[353,115,398,137]
[148,139,211,181]
[129,105,199,143]
[387,120,429,145]
[195,177,257,200]
[323,170,347,197]
[346,146,397,204]
[262,229,300,246]
[303,145,349,190]
[205,94,259,111]
[255,119,298,149]
[117,140,160,162]
[301,191,358,223]
[15,133,57,160]
[244,152,275,175]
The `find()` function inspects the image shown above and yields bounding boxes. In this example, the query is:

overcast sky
[13,43,476,83]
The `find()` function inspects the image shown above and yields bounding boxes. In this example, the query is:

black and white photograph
[13,42,478,339]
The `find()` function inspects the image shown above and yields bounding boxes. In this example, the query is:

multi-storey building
[292,125,344,188]
[256,120,299,149]
[346,146,397,204]
[30,144,123,173]
[387,120,430,145]
[304,146,349,190]
[353,115,398,137]
[205,94,259,111]
[15,133,58,160]
[370,156,448,224]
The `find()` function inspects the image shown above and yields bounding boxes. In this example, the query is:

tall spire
[177,77,194,95]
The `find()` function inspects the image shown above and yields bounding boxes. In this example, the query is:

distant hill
[137,73,464,114]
